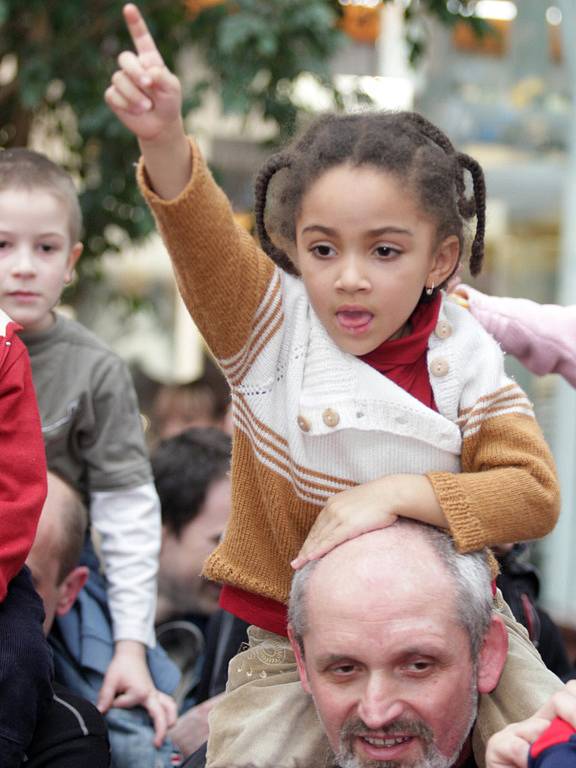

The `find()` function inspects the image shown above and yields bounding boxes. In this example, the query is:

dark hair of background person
[152,427,231,538]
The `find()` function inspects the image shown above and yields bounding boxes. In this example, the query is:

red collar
[360,294,441,411]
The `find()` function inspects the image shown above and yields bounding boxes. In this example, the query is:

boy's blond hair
[0,148,82,243]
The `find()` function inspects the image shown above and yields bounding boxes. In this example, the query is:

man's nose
[357,674,405,730]
[335,254,369,292]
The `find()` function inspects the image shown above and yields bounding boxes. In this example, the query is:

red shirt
[0,321,47,601]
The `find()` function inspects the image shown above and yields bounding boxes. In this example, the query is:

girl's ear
[428,235,460,288]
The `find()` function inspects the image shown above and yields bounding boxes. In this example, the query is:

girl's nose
[335,255,370,292]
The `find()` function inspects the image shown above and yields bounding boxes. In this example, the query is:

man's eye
[405,660,433,674]
[330,663,357,677]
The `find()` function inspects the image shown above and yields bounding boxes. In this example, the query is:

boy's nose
[11,248,36,276]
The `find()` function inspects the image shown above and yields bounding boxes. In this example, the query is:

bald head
[288,523,506,768]
[26,472,88,633]
[289,520,493,659]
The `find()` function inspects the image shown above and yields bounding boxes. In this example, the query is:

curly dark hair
[152,427,231,538]
[254,111,486,289]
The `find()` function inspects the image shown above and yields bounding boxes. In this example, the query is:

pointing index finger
[123,3,164,67]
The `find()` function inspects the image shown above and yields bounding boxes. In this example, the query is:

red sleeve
[0,327,47,601]
[530,718,576,764]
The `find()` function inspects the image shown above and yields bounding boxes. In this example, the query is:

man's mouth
[361,735,412,747]
[338,716,435,766]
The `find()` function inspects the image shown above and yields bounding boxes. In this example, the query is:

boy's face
[0,187,82,333]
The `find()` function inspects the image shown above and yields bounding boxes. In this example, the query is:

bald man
[288,521,510,768]
[26,472,110,767]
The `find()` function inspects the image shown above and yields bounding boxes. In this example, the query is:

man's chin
[335,723,451,768]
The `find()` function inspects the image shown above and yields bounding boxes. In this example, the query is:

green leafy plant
[0,0,489,284]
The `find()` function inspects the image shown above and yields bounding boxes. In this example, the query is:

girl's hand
[97,639,177,747]
[291,479,398,569]
[291,474,446,569]
[105,4,183,144]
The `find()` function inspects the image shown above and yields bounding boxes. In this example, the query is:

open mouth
[336,310,373,334]
[356,732,417,761]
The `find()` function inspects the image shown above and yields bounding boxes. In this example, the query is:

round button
[297,415,311,432]
[322,408,340,428]
[430,357,450,377]
[435,320,452,340]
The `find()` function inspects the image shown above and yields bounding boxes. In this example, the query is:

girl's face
[294,163,459,356]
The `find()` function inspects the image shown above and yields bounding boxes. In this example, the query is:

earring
[426,282,435,296]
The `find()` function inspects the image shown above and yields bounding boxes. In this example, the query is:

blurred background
[2,0,576,643]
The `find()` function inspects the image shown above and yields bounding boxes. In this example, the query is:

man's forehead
[309,551,454,617]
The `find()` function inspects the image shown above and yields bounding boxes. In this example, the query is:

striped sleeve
[138,139,276,361]
[428,331,559,552]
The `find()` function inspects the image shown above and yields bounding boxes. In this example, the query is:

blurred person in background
[451,285,576,387]
[153,427,249,759]
[25,471,110,767]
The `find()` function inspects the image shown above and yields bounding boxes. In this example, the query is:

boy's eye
[38,243,55,253]
[0,240,9,249]
[311,244,335,259]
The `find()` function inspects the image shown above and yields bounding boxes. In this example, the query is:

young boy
[0,147,179,766]
[0,306,53,765]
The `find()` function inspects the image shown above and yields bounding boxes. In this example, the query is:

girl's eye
[0,241,8,249]
[311,244,335,259]
[38,243,55,253]
[374,245,400,259]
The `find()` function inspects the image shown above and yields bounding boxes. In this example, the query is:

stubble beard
[334,685,479,768]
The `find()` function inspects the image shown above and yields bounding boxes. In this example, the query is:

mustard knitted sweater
[139,141,559,605]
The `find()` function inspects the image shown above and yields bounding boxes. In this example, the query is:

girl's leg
[206,626,332,768]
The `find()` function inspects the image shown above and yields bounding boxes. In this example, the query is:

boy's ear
[64,242,83,285]
[428,235,460,288]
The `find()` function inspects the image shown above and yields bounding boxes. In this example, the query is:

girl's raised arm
[105,3,191,200]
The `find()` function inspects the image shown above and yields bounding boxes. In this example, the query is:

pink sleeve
[0,331,47,601]
[454,285,576,388]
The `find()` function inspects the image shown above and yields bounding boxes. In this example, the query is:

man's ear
[56,565,89,617]
[287,624,311,694]
[428,235,460,289]
[476,615,509,694]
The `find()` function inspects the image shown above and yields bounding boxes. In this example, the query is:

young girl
[106,5,562,766]
[453,284,576,387]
